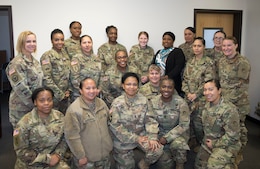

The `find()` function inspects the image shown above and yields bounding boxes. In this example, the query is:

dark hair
[160,77,175,88]
[185,27,196,34]
[138,31,149,39]
[163,31,175,41]
[204,79,221,90]
[51,29,63,40]
[106,25,117,34]
[31,87,54,102]
[214,30,226,39]
[194,37,206,46]
[79,77,96,89]
[80,35,93,44]
[69,21,82,28]
[121,72,140,84]
[115,49,128,59]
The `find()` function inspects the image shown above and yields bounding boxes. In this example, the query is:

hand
[138,136,148,145]
[205,139,213,149]
[64,91,70,98]
[187,93,197,102]
[159,137,167,145]
[49,154,60,167]
[141,76,148,84]
[148,140,161,151]
[79,157,88,167]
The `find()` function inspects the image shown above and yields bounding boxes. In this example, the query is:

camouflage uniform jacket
[64,96,113,162]
[70,52,102,98]
[218,53,251,106]
[139,82,160,101]
[100,64,141,107]
[205,48,224,74]
[6,54,43,126]
[41,48,71,102]
[13,108,68,169]
[150,94,190,143]
[182,55,216,108]
[179,42,194,62]
[97,42,127,71]
[109,93,159,150]
[64,37,81,59]
[128,44,154,76]
[202,97,241,154]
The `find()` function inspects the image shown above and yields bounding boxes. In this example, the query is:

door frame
[0,5,14,59]
[194,9,243,52]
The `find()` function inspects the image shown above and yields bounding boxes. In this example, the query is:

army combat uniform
[41,48,71,114]
[97,42,127,71]
[218,53,251,163]
[13,108,69,169]
[195,97,241,169]
[128,44,154,77]
[64,96,113,169]
[70,52,102,101]
[182,55,216,145]
[139,82,160,101]
[205,48,224,75]
[64,37,81,59]
[100,64,141,108]
[5,54,43,128]
[179,42,194,62]
[150,94,190,169]
[109,93,163,169]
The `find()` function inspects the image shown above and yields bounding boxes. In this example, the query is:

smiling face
[34,90,53,118]
[115,50,128,69]
[138,33,148,48]
[52,33,64,51]
[70,22,82,39]
[213,32,225,48]
[162,35,174,49]
[222,39,238,59]
[148,69,161,86]
[23,34,37,55]
[160,79,174,102]
[122,76,139,98]
[107,27,118,44]
[203,81,221,105]
[80,78,97,103]
[80,36,93,55]
[184,29,195,44]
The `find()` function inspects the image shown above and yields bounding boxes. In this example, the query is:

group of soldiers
[6,22,251,169]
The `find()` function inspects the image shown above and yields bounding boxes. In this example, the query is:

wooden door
[195,13,234,37]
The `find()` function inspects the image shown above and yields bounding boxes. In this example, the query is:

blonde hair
[148,64,161,72]
[16,31,36,54]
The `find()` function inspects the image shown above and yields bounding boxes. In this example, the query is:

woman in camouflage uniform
[109,72,163,169]
[6,31,43,128]
[182,37,216,151]
[195,79,241,169]
[40,29,71,114]
[13,87,69,169]
[64,21,82,59]
[70,35,102,101]
[128,31,154,84]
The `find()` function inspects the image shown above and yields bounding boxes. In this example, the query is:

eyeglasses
[116,56,127,60]
[214,37,224,40]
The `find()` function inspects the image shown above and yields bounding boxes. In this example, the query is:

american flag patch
[42,59,50,65]
[13,129,19,136]
[71,60,78,65]
[9,68,15,75]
